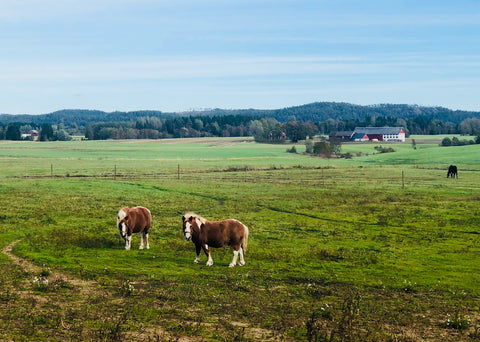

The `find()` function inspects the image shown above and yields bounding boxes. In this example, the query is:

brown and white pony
[117,206,151,250]
[182,212,249,267]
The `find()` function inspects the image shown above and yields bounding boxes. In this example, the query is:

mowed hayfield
[0,136,479,341]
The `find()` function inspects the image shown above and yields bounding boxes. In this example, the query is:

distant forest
[1,102,480,142]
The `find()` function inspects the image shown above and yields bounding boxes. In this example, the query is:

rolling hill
[1,102,479,125]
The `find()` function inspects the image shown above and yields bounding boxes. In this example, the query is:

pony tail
[242,225,249,254]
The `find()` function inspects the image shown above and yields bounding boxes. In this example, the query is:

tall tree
[39,124,54,141]
[5,124,21,140]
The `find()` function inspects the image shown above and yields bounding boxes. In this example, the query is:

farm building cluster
[330,127,405,142]
[21,130,39,141]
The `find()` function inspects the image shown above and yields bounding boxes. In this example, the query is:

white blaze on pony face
[184,221,192,241]
[117,209,127,224]
[183,215,203,241]
[117,209,128,239]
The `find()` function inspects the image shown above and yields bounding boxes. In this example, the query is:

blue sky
[1,0,479,114]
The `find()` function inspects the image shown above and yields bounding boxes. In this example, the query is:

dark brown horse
[117,206,151,250]
[447,165,458,178]
[182,212,249,267]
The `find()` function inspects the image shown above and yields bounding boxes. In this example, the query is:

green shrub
[313,141,332,156]
[286,146,297,153]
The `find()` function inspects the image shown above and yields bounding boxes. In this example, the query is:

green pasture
[1,135,477,179]
[0,137,479,341]
[0,138,310,177]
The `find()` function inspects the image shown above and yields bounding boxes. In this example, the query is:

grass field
[0,137,479,341]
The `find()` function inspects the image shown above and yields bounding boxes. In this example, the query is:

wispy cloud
[3,52,479,84]
[0,56,367,82]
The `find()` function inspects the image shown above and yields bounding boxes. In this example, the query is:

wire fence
[9,163,480,191]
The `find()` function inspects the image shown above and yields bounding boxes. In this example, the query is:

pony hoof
[239,262,245,266]
[206,261,214,266]
[228,263,235,267]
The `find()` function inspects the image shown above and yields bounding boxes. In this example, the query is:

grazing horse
[117,207,151,250]
[182,212,249,267]
[447,165,458,178]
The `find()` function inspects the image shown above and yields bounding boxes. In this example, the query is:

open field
[1,137,479,341]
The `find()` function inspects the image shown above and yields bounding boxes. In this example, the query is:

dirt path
[0,240,208,341]
[1,240,277,341]
[2,239,101,297]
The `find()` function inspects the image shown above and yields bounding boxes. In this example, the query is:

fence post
[402,170,405,189]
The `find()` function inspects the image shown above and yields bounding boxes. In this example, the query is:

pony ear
[200,223,205,230]
[182,216,185,222]
[124,215,128,221]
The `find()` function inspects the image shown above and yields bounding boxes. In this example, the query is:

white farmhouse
[353,127,405,142]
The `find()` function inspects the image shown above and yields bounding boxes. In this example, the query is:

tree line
[1,109,480,142]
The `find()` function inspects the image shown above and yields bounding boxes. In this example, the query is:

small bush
[441,137,452,146]
[444,312,471,330]
[305,139,313,153]
[313,142,333,156]
[339,152,353,159]
[374,145,395,153]
[286,146,297,153]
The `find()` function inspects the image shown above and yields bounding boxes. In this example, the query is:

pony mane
[183,212,208,224]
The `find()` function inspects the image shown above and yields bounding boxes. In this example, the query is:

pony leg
[194,244,201,264]
[125,235,132,250]
[139,233,145,250]
[238,247,245,266]
[145,233,150,249]
[204,244,213,266]
[229,249,239,267]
